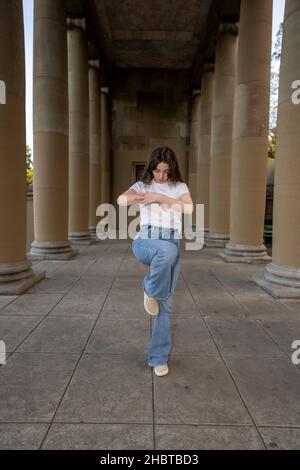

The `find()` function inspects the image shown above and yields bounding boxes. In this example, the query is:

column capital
[101,86,109,95]
[67,17,86,31]
[219,23,239,35]
[192,89,201,96]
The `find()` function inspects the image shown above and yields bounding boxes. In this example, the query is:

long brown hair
[141,147,184,184]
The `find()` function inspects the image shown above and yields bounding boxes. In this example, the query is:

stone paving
[0,239,300,450]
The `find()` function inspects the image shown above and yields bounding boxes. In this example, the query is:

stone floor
[0,239,300,450]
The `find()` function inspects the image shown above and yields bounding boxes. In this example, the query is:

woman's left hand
[142,192,164,205]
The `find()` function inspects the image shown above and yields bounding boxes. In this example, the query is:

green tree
[269,23,283,136]
[268,128,276,159]
[26,146,33,186]
[268,23,283,160]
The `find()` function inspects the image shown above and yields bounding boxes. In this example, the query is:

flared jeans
[132,225,181,367]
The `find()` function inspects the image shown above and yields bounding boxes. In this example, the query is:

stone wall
[110,68,191,206]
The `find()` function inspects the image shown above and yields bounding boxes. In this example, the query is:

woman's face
[153,162,170,184]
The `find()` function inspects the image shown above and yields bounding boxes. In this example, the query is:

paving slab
[153,356,252,425]
[0,424,48,450]
[155,425,265,450]
[259,427,300,450]
[49,293,106,318]
[225,357,300,426]
[100,290,147,319]
[0,316,41,352]
[55,354,153,424]
[69,276,114,295]
[0,293,65,316]
[170,318,219,356]
[257,319,300,355]
[42,423,154,450]
[17,317,95,353]
[0,296,17,311]
[0,353,79,422]
[86,318,150,355]
[192,292,247,318]
[205,317,284,357]
[28,278,76,294]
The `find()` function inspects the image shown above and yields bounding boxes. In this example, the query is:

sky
[23,0,286,151]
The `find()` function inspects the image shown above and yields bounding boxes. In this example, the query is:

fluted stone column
[196,65,214,233]
[0,0,44,294]
[220,0,272,263]
[206,24,238,247]
[189,90,201,229]
[68,19,94,245]
[255,0,300,297]
[89,61,102,238]
[29,0,77,260]
[100,87,111,205]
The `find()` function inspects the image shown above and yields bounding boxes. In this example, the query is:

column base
[0,260,45,295]
[219,242,271,264]
[28,241,79,260]
[69,232,95,246]
[205,232,230,248]
[89,226,100,241]
[254,263,300,299]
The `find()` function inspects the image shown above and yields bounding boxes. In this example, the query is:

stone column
[0,0,44,294]
[255,0,300,297]
[220,0,272,263]
[68,19,94,245]
[29,0,77,260]
[196,65,214,233]
[89,61,102,238]
[188,90,201,228]
[206,24,238,247]
[100,87,111,205]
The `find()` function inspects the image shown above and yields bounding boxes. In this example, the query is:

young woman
[117,147,193,377]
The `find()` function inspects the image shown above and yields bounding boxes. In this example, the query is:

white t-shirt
[130,180,190,237]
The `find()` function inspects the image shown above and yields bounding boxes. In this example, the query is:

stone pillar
[29,0,77,260]
[196,65,214,233]
[188,90,201,228]
[206,24,238,247]
[68,19,94,245]
[220,0,272,263]
[255,0,300,297]
[88,61,102,238]
[100,87,111,205]
[0,0,44,294]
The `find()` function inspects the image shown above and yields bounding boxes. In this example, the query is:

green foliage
[268,128,276,159]
[272,23,283,62]
[269,23,283,157]
[26,146,33,186]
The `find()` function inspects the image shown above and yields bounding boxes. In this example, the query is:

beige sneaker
[154,365,169,377]
[144,291,159,316]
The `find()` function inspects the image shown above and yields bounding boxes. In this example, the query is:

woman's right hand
[134,192,147,203]
[117,190,147,206]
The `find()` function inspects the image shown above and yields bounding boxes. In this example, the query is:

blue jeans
[132,225,181,367]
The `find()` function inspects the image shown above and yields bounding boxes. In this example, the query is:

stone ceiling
[66,0,240,86]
